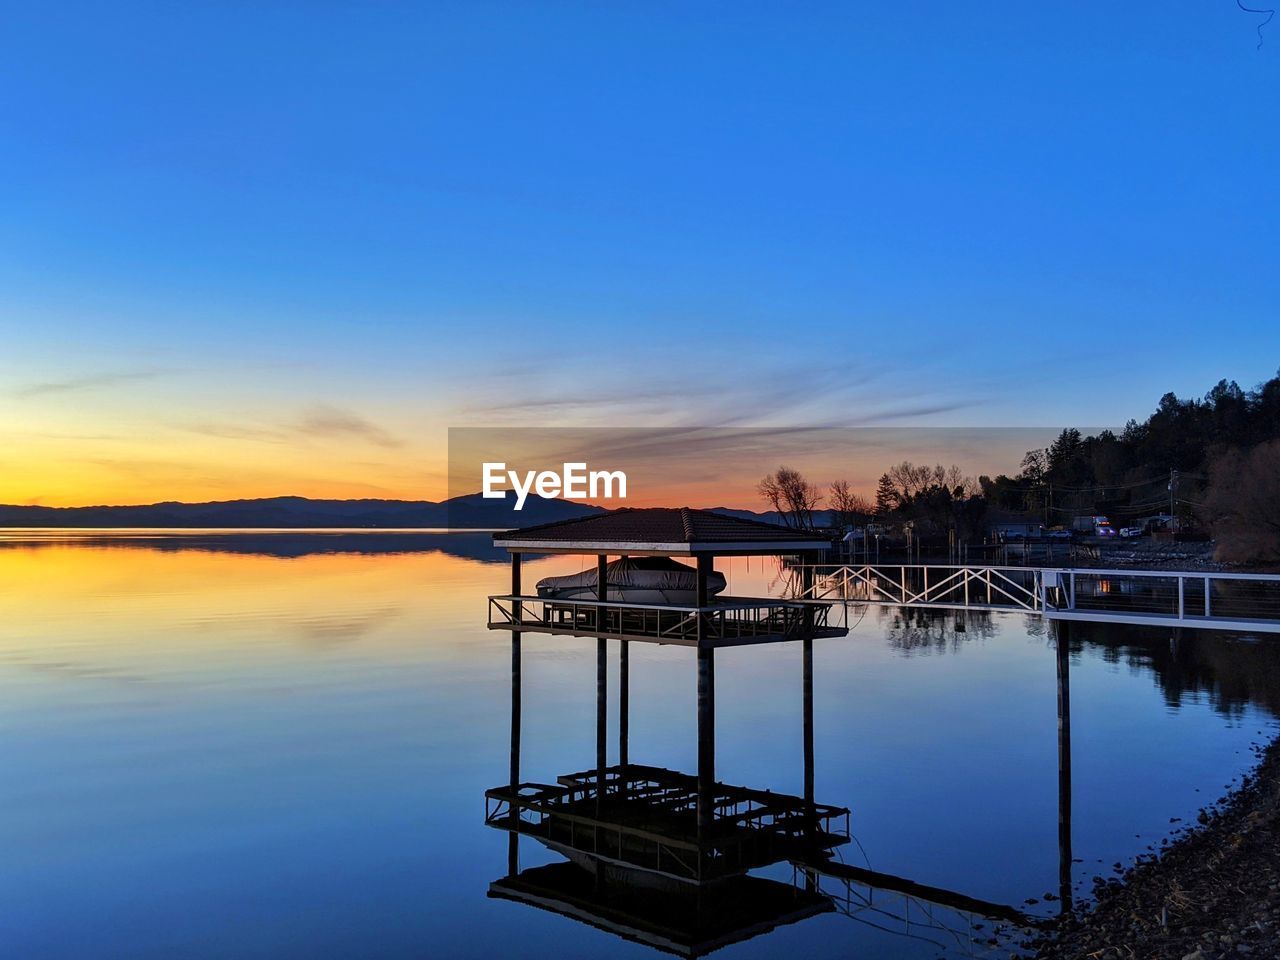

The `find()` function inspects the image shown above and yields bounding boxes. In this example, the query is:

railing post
[1204,577,1212,618]
[1177,576,1185,620]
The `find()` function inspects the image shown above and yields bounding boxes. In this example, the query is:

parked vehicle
[1120,526,1144,538]
[1046,528,1073,540]
[1074,514,1117,537]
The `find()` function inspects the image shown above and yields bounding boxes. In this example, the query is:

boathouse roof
[493,507,829,555]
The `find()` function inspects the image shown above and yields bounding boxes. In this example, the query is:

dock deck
[488,594,846,646]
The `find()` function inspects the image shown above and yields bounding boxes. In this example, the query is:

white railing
[798,564,1042,613]
[794,564,1280,633]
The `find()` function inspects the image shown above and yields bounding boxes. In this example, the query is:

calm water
[3,532,1278,959]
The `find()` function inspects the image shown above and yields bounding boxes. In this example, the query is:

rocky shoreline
[1030,736,1280,960]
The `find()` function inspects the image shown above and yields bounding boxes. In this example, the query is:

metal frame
[488,593,844,646]
[794,564,1280,634]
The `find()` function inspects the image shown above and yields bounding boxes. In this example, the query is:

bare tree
[830,480,873,530]
[884,460,976,503]
[1200,440,1280,564]
[758,466,823,530]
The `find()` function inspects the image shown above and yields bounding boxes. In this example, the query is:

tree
[757,466,822,530]
[1200,440,1280,564]
[830,480,873,530]
[875,473,898,517]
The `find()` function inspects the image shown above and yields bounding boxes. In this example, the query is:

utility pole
[1168,469,1179,527]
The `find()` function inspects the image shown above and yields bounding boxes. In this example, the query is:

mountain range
[0,494,821,529]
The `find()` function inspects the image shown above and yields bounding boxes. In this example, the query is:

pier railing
[488,593,841,645]
[1038,567,1280,630]
[798,564,1043,613]
[795,564,1280,633]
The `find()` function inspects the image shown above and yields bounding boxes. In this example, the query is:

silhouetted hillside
[0,493,604,529]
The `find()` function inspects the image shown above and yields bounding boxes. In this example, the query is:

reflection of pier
[484,509,1056,956]
[486,763,850,884]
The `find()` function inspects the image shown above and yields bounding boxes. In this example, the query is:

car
[1120,526,1144,538]
[1046,529,1073,540]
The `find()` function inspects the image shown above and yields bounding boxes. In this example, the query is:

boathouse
[488,506,847,647]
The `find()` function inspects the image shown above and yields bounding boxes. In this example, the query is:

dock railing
[488,593,838,645]
[797,564,1043,613]
[795,563,1280,633]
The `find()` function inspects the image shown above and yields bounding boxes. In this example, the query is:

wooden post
[697,643,715,847]
[695,553,714,850]
[510,553,522,789]
[509,553,522,876]
[619,639,629,770]
[596,555,608,790]
[1056,620,1073,913]
[801,553,814,633]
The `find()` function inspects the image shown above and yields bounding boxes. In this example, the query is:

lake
[2,532,1277,959]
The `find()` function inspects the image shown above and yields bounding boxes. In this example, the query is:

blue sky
[0,2,1277,502]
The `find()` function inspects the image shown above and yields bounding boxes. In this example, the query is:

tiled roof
[494,507,824,548]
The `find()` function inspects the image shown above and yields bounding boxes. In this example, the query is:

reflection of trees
[1068,623,1280,719]
[878,607,999,654]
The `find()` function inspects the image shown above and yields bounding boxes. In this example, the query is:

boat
[535,557,727,605]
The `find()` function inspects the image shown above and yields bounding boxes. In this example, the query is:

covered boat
[535,557,727,605]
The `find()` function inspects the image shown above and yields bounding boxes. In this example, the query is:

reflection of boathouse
[484,630,849,956]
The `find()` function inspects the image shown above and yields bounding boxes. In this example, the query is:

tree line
[758,369,1280,564]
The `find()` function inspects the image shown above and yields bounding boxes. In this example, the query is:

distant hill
[0,493,605,529]
[706,506,837,527]
[0,495,814,530]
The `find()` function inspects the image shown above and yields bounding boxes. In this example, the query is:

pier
[795,563,1280,634]
[484,508,1058,956]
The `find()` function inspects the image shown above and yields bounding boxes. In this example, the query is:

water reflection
[3,539,1277,959]
[0,529,510,562]
[486,634,1054,956]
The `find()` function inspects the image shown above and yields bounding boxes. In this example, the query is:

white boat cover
[535,557,727,604]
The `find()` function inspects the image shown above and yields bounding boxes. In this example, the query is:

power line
[1238,0,1276,50]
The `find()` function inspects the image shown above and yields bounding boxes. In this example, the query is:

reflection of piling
[803,635,816,892]
[1056,621,1073,913]
[803,637,814,808]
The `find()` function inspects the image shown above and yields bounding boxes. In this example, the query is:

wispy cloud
[181,422,291,444]
[173,406,405,449]
[14,369,169,398]
[451,352,975,430]
[292,405,403,448]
